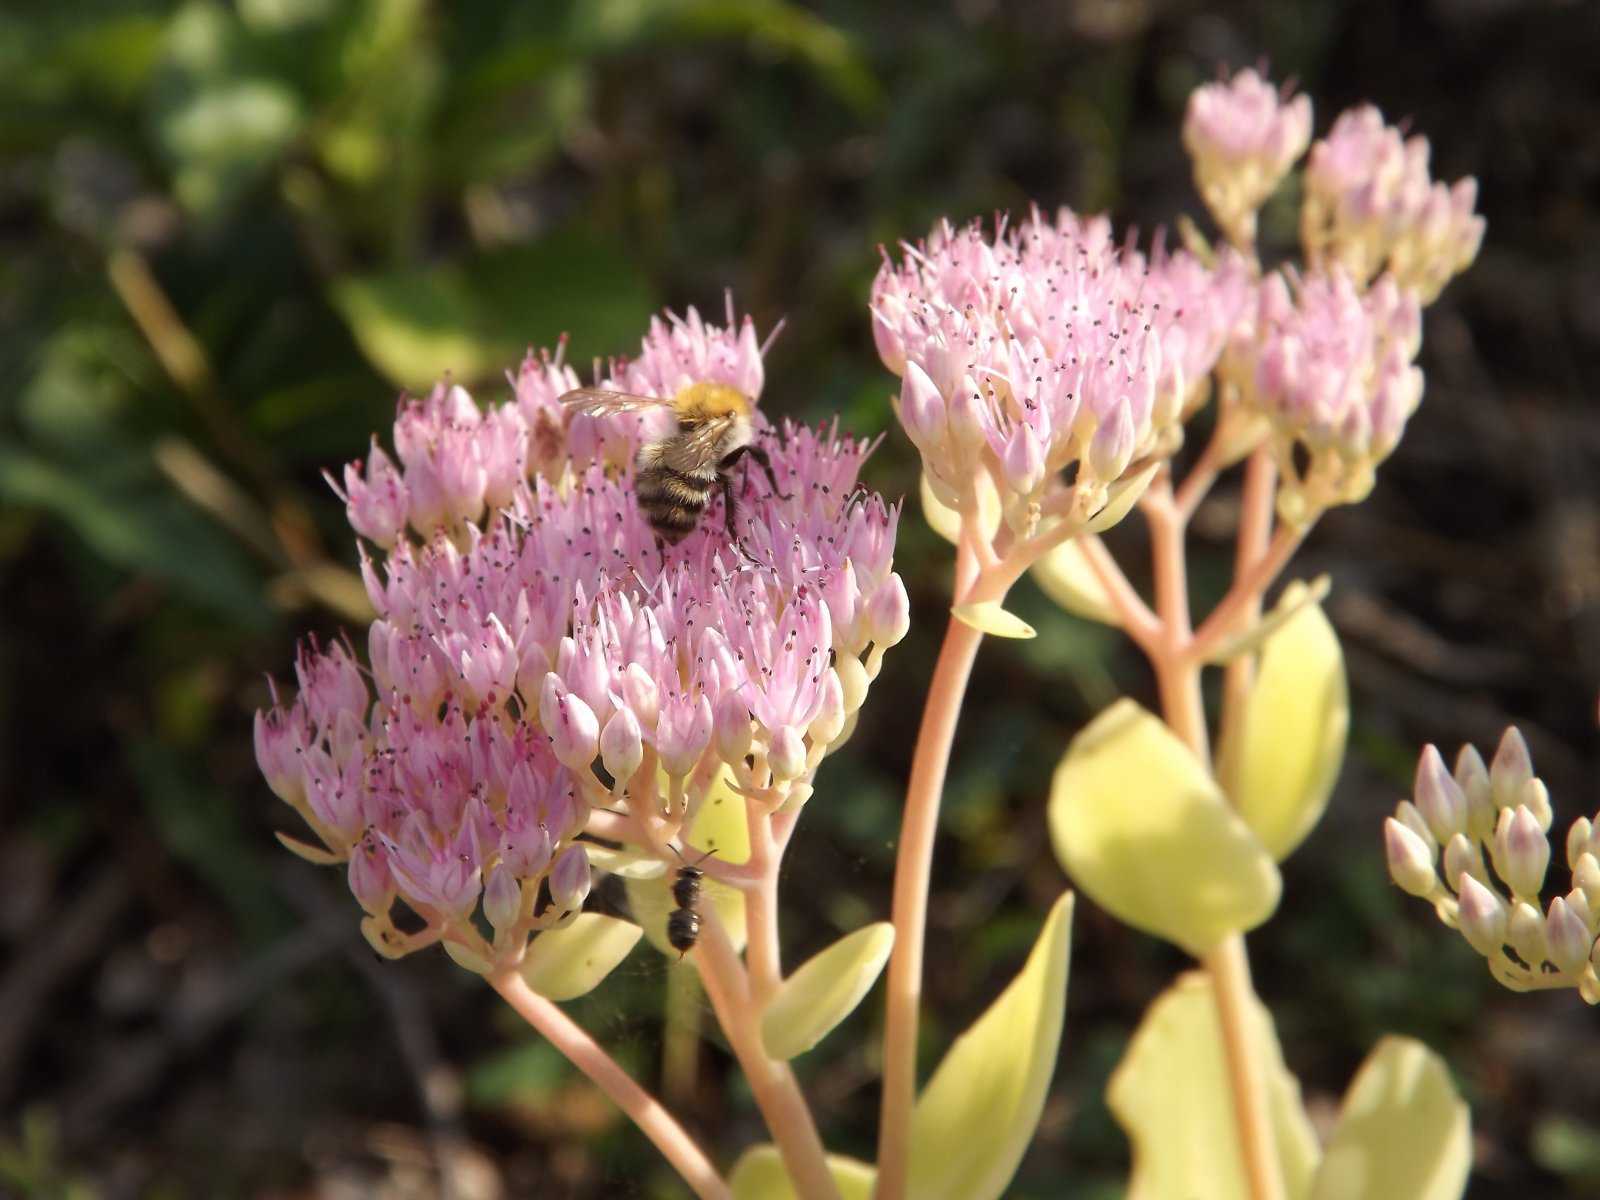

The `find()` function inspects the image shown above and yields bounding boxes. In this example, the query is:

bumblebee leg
[721,444,792,500]
[743,444,792,500]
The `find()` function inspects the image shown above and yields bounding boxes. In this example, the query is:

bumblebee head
[671,381,754,425]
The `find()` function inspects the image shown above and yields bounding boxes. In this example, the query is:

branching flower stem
[1144,460,1287,1200]
[875,539,986,1200]
[694,911,843,1200]
[487,968,733,1200]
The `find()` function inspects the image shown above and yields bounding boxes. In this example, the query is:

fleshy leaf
[518,913,643,1001]
[1110,971,1321,1200]
[951,601,1037,639]
[1309,1037,1471,1200]
[442,940,494,976]
[1049,699,1281,955]
[761,923,894,1061]
[583,842,670,879]
[275,831,341,866]
[1203,575,1332,665]
[906,892,1074,1200]
[919,469,1001,547]
[919,471,961,545]
[1085,460,1160,533]
[1031,536,1120,624]
[728,1144,876,1200]
[1229,585,1349,862]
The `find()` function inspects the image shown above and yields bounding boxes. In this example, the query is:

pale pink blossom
[1183,68,1312,248]
[258,307,907,969]
[1302,105,1485,302]
[873,209,1251,541]
[1244,268,1423,516]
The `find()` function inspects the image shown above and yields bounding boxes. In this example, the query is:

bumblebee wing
[560,388,676,417]
[662,416,739,472]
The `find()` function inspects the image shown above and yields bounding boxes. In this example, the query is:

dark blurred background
[3,1,1598,1197]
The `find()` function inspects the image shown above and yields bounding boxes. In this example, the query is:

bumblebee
[560,382,791,546]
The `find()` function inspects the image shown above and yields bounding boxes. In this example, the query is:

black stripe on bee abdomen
[636,464,713,543]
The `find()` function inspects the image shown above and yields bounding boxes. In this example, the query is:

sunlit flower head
[260,306,907,971]
[1302,105,1485,303]
[873,209,1255,546]
[1239,268,1423,520]
[1183,68,1313,249]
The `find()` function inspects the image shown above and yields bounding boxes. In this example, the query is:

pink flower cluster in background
[876,69,1483,540]
[872,210,1254,540]
[258,308,908,967]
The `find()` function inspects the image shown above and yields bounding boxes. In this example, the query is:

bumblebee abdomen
[635,456,715,544]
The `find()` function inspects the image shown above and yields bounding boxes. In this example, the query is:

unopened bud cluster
[1385,728,1600,1001]
[258,307,908,972]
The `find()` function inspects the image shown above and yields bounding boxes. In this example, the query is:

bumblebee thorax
[672,381,753,426]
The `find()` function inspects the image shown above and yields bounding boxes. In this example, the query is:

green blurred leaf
[149,3,305,217]
[465,1036,573,1107]
[907,891,1075,1200]
[1109,971,1322,1200]
[1049,698,1281,956]
[1310,1037,1470,1200]
[760,921,893,1061]
[127,739,287,942]
[331,232,656,391]
[0,446,272,629]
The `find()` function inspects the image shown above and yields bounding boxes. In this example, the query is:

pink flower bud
[1495,805,1549,899]
[1489,726,1533,809]
[540,675,599,771]
[1385,818,1438,898]
[1393,799,1436,850]
[866,577,911,651]
[482,863,521,934]
[619,663,659,729]
[1414,745,1468,842]
[1546,896,1594,977]
[1453,743,1494,840]
[1507,901,1547,968]
[1443,833,1486,892]
[348,835,393,916]
[713,691,753,766]
[1087,402,1135,486]
[1568,818,1595,873]
[548,844,591,913]
[999,421,1045,496]
[657,694,713,779]
[899,361,949,453]
[768,725,807,782]
[336,440,409,547]
[599,708,644,785]
[254,707,306,805]
[1456,873,1507,957]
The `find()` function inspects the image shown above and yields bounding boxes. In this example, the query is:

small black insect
[667,847,716,958]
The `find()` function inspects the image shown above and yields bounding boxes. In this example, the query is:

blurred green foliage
[1,0,1593,1197]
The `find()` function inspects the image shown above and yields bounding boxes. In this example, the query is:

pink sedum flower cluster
[872,209,1255,545]
[1303,105,1486,303]
[1234,268,1424,518]
[1183,67,1313,249]
[258,308,908,969]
